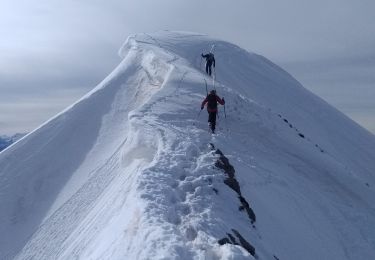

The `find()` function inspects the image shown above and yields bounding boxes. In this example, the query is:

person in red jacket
[201,90,225,133]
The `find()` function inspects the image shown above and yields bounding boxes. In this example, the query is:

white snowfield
[1,31,375,260]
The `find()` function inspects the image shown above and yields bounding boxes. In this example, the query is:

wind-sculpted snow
[0,31,375,260]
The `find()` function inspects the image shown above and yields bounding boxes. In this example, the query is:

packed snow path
[1,31,375,260]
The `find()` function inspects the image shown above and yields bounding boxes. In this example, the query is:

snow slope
[0,134,26,152]
[1,31,375,260]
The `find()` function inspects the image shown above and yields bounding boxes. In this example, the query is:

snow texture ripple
[0,31,375,260]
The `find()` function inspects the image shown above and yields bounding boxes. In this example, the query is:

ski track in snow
[0,31,375,260]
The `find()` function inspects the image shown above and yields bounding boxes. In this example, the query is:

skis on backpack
[210,44,215,53]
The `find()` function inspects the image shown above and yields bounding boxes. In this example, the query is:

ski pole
[197,109,202,119]
[213,73,215,89]
[204,79,208,95]
[213,67,217,91]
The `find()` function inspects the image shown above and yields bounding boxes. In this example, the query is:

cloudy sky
[1,0,374,135]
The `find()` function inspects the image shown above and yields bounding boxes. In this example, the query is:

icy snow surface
[1,31,375,260]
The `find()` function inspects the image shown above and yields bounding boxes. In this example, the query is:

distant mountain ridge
[0,133,26,151]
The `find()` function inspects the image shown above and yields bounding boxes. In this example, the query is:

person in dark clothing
[201,90,225,133]
[201,52,215,76]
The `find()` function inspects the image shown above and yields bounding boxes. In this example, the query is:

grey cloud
[1,0,375,134]
[0,89,86,135]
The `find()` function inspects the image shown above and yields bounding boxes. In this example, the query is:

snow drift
[1,31,375,260]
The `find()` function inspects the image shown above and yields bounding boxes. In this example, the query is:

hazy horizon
[1,0,374,135]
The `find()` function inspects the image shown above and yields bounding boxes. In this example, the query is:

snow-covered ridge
[0,31,374,260]
[0,133,26,152]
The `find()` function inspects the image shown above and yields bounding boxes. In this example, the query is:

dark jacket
[202,53,215,67]
[201,94,225,113]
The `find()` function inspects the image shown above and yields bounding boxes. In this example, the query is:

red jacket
[201,94,225,112]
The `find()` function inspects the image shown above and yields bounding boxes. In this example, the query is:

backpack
[207,94,217,110]
[207,53,214,63]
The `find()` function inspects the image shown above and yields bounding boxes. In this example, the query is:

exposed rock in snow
[0,31,375,260]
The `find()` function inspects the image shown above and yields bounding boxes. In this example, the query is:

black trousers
[208,111,217,131]
[206,62,213,76]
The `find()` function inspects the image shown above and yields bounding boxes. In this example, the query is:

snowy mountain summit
[1,31,375,260]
